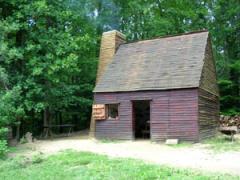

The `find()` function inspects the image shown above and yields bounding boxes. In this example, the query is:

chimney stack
[96,30,126,83]
[90,30,126,137]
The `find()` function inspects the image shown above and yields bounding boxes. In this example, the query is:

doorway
[132,100,150,139]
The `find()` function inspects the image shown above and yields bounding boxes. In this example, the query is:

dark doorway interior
[133,100,150,139]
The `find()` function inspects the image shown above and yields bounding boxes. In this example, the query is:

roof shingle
[94,31,209,93]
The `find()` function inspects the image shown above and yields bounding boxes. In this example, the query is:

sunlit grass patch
[0,150,238,180]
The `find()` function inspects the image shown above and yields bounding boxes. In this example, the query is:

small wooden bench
[42,124,74,138]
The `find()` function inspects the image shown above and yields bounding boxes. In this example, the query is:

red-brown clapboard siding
[94,88,199,142]
[198,37,219,140]
[198,88,219,140]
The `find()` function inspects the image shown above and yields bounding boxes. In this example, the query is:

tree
[0,0,97,136]
[209,0,240,114]
[113,0,208,40]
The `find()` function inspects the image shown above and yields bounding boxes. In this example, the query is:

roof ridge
[125,29,208,45]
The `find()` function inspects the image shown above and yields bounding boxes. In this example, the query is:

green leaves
[0,86,25,126]
[211,0,240,114]
[0,67,9,90]
[0,0,97,133]
[0,139,8,158]
[112,0,209,40]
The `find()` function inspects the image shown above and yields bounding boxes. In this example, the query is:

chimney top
[103,30,126,40]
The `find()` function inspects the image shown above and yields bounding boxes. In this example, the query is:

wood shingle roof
[94,31,209,93]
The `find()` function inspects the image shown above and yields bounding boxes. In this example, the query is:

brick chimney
[89,30,126,138]
[96,30,126,83]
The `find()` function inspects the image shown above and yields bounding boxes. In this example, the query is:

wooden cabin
[91,30,219,142]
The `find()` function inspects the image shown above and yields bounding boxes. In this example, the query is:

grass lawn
[166,134,240,152]
[203,134,240,152]
[0,151,239,180]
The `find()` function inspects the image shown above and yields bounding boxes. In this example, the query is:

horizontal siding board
[198,88,219,140]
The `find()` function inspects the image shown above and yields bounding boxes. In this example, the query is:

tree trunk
[59,112,63,133]
[43,108,49,127]
[16,123,20,141]
[43,107,51,137]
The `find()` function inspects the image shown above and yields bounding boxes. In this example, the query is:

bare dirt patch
[11,131,240,176]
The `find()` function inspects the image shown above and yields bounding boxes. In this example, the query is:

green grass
[203,134,240,152]
[0,151,238,180]
[164,134,240,152]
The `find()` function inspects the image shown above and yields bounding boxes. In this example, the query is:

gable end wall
[198,37,219,140]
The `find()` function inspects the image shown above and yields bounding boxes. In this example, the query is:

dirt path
[15,134,240,175]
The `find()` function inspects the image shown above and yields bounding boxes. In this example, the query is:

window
[106,104,119,119]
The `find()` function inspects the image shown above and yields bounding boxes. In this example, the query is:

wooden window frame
[105,103,119,120]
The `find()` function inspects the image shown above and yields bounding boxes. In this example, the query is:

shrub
[0,128,8,140]
[0,128,9,158]
[0,140,8,158]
